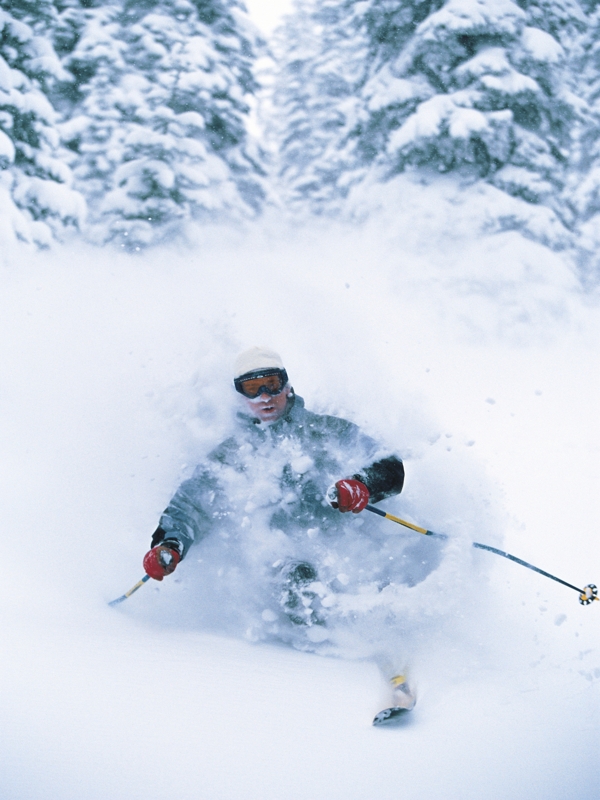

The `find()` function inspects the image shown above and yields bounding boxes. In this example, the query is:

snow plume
[1,205,598,798]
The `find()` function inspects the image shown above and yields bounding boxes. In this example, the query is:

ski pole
[108,574,151,606]
[365,504,598,606]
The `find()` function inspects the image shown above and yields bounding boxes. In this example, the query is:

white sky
[244,0,294,33]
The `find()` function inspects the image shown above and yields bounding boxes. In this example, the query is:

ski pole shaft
[365,504,447,539]
[364,505,598,605]
[108,574,150,606]
[471,542,583,593]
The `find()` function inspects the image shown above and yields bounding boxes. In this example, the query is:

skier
[142,346,416,719]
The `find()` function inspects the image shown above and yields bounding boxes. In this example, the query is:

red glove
[143,545,181,581]
[331,478,370,513]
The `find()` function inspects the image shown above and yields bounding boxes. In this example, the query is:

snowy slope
[0,194,598,798]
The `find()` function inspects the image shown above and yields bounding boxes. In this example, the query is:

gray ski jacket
[151,393,404,558]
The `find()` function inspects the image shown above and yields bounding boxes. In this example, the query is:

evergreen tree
[380,0,582,204]
[0,0,85,246]
[565,3,600,272]
[270,0,368,213]
[61,0,266,247]
[273,0,587,238]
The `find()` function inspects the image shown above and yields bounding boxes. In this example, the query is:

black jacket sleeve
[150,527,184,556]
[353,455,404,504]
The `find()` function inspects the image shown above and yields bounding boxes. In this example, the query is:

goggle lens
[237,372,285,398]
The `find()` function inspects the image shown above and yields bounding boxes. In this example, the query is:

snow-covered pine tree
[273,0,587,244]
[0,0,85,246]
[565,2,600,275]
[60,0,266,248]
[51,1,100,112]
[270,0,369,213]
[381,0,584,208]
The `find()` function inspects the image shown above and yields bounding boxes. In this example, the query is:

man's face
[243,385,291,424]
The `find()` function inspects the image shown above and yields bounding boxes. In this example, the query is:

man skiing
[142,346,415,720]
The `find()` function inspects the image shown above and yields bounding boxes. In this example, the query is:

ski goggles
[234,368,288,399]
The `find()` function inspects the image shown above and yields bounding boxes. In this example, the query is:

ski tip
[372,706,412,727]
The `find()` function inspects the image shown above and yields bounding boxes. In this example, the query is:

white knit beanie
[233,346,285,379]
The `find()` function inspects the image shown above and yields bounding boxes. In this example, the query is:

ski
[373,705,412,726]
[373,674,416,726]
